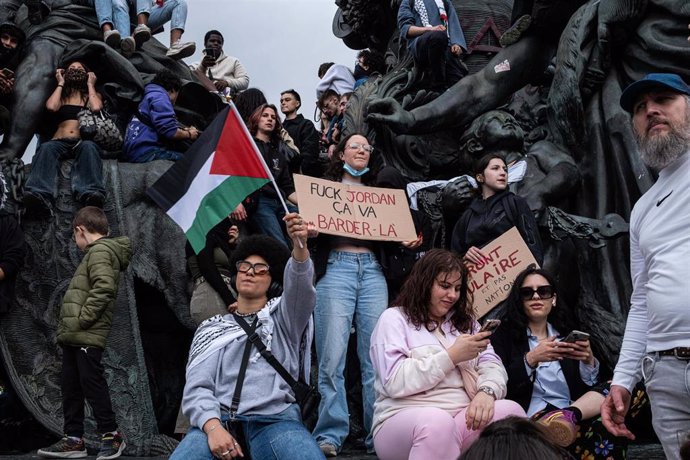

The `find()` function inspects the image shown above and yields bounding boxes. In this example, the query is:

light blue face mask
[343,163,370,177]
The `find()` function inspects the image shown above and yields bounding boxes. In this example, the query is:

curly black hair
[152,69,182,93]
[228,234,291,285]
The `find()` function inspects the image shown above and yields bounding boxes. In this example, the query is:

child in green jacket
[38,206,132,460]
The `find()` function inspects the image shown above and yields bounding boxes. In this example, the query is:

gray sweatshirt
[182,257,315,429]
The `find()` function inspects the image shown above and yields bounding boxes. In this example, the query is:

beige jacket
[191,52,249,92]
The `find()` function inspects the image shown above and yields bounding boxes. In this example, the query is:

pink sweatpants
[373,400,526,460]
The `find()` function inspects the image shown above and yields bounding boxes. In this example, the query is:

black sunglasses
[236,260,270,275]
[519,285,554,301]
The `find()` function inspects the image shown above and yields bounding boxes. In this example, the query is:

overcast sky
[185,0,356,123]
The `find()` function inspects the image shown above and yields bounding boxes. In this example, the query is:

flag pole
[228,102,304,248]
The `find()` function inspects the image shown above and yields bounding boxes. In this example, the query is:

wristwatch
[478,386,496,399]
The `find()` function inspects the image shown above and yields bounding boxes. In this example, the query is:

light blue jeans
[170,405,324,460]
[313,251,388,452]
[137,0,188,32]
[90,0,131,35]
[642,353,690,460]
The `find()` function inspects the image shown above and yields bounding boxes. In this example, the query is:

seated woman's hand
[205,423,245,458]
[465,391,495,431]
[447,332,491,364]
[525,336,572,367]
[564,339,596,366]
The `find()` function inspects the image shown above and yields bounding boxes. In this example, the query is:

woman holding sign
[490,267,645,458]
[450,153,543,266]
[370,249,524,460]
[311,132,420,457]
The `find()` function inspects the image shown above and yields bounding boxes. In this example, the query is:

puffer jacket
[57,237,132,348]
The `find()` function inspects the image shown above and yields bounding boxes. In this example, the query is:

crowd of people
[0,2,688,460]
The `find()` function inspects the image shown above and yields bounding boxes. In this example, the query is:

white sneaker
[132,24,151,47]
[103,29,121,49]
[120,36,135,58]
[166,40,196,60]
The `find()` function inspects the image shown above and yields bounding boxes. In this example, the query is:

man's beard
[635,105,690,171]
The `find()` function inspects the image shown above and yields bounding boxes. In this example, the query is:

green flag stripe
[186,176,269,253]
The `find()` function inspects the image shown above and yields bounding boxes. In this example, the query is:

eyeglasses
[519,285,554,301]
[236,260,270,275]
[347,143,374,153]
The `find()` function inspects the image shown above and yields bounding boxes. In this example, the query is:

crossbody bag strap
[227,316,258,418]
[233,314,298,388]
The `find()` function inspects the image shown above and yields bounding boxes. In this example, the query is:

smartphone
[562,330,590,343]
[1,68,14,78]
[478,319,501,334]
[204,48,220,60]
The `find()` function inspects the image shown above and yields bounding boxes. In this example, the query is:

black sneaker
[97,432,125,460]
[37,436,87,458]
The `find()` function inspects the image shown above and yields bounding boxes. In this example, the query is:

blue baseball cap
[620,73,690,113]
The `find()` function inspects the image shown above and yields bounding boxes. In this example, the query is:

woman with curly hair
[171,216,324,460]
[369,249,525,460]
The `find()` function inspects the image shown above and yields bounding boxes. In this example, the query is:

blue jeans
[137,0,188,31]
[313,251,388,452]
[170,405,324,460]
[25,139,105,202]
[129,147,183,163]
[89,0,131,35]
[249,194,296,248]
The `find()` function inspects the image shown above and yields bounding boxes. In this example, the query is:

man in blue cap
[602,73,690,460]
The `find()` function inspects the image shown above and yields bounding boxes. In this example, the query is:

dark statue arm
[520,141,581,213]
[0,39,60,160]
[368,35,555,134]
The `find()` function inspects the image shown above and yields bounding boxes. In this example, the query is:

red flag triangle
[210,108,270,179]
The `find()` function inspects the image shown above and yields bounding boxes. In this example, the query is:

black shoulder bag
[219,316,258,447]
[233,314,321,429]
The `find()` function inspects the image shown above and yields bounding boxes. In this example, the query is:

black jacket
[490,323,593,412]
[451,190,543,265]
[0,212,25,313]
[255,139,296,199]
[283,114,321,177]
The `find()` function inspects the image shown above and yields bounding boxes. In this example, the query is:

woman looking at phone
[369,249,524,460]
[491,267,643,458]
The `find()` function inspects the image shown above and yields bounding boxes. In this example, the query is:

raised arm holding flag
[147,101,298,253]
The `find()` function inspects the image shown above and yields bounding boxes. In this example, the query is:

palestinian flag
[147,103,271,253]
